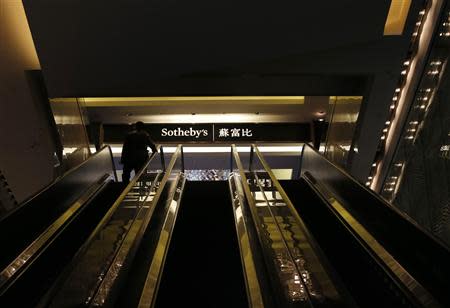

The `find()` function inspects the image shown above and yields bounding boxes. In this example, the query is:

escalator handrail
[87,172,164,307]
[106,144,119,182]
[228,174,265,308]
[35,145,165,307]
[136,144,185,307]
[137,173,185,308]
[301,143,450,253]
[87,144,183,306]
[251,144,319,249]
[251,144,352,305]
[232,145,317,307]
[0,145,116,223]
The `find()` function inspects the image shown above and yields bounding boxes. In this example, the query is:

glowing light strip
[96,145,303,154]
[50,96,305,107]
[103,113,301,124]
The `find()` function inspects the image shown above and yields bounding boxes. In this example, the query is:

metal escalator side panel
[301,143,450,307]
[0,145,116,271]
[229,174,265,308]
[137,173,186,308]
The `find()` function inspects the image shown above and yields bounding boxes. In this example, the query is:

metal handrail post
[181,145,185,173]
[230,145,233,173]
[296,144,305,179]
[159,146,166,171]
[249,145,254,171]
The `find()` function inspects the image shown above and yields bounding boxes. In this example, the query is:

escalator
[0,181,124,306]
[0,146,117,272]
[2,143,449,307]
[246,143,450,308]
[29,146,246,308]
[0,146,124,306]
[281,177,426,308]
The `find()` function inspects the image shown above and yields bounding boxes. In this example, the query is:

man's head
[135,121,145,131]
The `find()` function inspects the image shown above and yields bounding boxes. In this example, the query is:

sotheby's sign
[102,123,311,143]
[156,124,211,141]
[153,123,310,142]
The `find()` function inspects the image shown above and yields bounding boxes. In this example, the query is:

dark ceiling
[23,0,420,97]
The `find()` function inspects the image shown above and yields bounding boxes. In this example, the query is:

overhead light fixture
[51,96,307,107]
[384,0,412,35]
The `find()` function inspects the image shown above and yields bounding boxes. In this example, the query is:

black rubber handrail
[0,145,116,222]
[0,174,112,298]
[0,145,117,271]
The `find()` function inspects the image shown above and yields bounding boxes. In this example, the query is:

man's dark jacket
[121,130,157,165]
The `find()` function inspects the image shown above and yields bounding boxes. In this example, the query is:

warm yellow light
[50,96,305,107]
[329,96,363,104]
[384,0,412,35]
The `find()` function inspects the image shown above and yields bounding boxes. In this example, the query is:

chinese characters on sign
[210,123,310,142]
[218,127,253,138]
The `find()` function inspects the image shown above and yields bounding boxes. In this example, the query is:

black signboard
[213,123,310,142]
[101,123,311,143]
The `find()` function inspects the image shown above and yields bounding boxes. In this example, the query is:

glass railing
[229,171,267,308]
[41,145,184,307]
[231,144,346,307]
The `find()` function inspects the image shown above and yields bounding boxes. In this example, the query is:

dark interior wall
[0,1,60,203]
[22,0,419,97]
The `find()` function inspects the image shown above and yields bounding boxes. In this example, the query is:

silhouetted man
[121,121,157,184]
